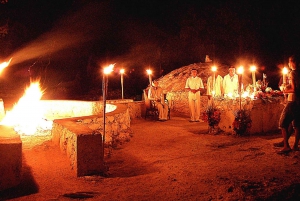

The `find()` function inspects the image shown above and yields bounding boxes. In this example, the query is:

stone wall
[52,103,131,176]
[0,126,22,191]
[210,98,284,135]
[166,91,208,115]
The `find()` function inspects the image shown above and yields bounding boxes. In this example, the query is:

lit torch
[237,66,244,110]
[102,63,115,168]
[146,69,152,85]
[250,65,256,89]
[211,66,217,95]
[0,58,12,74]
[282,67,289,85]
[120,68,125,99]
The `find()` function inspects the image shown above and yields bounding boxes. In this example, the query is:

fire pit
[0,96,132,190]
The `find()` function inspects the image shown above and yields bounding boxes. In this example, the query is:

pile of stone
[157,62,229,93]
[155,62,229,115]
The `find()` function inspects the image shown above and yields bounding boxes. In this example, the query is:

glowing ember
[0,81,53,135]
[0,58,12,74]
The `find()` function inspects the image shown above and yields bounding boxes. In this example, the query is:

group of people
[206,66,240,99]
[184,67,240,122]
[148,57,300,155]
[185,58,300,154]
[147,66,241,123]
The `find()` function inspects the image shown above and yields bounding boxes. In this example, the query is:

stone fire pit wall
[51,100,131,177]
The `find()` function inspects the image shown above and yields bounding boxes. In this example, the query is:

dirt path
[1,113,300,200]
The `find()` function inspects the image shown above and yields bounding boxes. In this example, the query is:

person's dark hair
[191,68,197,72]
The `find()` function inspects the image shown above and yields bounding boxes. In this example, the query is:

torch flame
[0,81,52,135]
[237,66,244,74]
[0,58,12,74]
[250,65,256,72]
[146,69,152,75]
[104,64,115,74]
[282,67,289,75]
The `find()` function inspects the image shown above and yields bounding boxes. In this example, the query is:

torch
[282,67,289,103]
[282,67,288,85]
[250,65,256,91]
[102,63,115,164]
[146,69,152,86]
[211,66,217,88]
[237,66,244,110]
[120,68,125,99]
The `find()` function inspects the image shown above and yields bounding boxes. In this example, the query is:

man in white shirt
[185,69,204,122]
[222,66,239,98]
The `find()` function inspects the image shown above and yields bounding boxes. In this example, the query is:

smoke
[7,2,111,67]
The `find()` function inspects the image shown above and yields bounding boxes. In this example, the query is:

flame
[104,63,115,74]
[0,81,53,135]
[0,58,12,74]
[146,69,152,75]
[282,67,289,75]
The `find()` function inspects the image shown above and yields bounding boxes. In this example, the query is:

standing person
[274,69,294,147]
[222,66,239,98]
[207,72,223,99]
[277,55,300,154]
[148,80,169,121]
[185,69,204,122]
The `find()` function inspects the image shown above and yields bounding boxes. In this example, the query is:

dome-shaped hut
[155,62,231,116]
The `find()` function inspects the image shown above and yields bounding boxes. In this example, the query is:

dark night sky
[1,0,300,95]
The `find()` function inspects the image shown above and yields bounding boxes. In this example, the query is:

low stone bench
[0,126,22,191]
[51,104,131,177]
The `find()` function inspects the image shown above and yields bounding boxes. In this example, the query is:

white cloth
[207,75,223,97]
[223,74,239,96]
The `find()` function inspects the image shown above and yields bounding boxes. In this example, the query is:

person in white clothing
[222,66,239,98]
[207,72,223,99]
[185,69,204,122]
[148,80,169,121]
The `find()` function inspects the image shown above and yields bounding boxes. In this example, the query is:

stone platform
[51,103,131,176]
[0,126,22,191]
[217,98,284,135]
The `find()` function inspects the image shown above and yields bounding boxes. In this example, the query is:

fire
[0,81,53,135]
[0,58,12,74]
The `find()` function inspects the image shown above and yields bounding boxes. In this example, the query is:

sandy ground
[1,112,300,201]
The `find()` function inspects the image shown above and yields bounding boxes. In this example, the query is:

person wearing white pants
[185,69,204,122]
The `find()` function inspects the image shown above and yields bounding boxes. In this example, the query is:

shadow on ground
[0,154,39,200]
